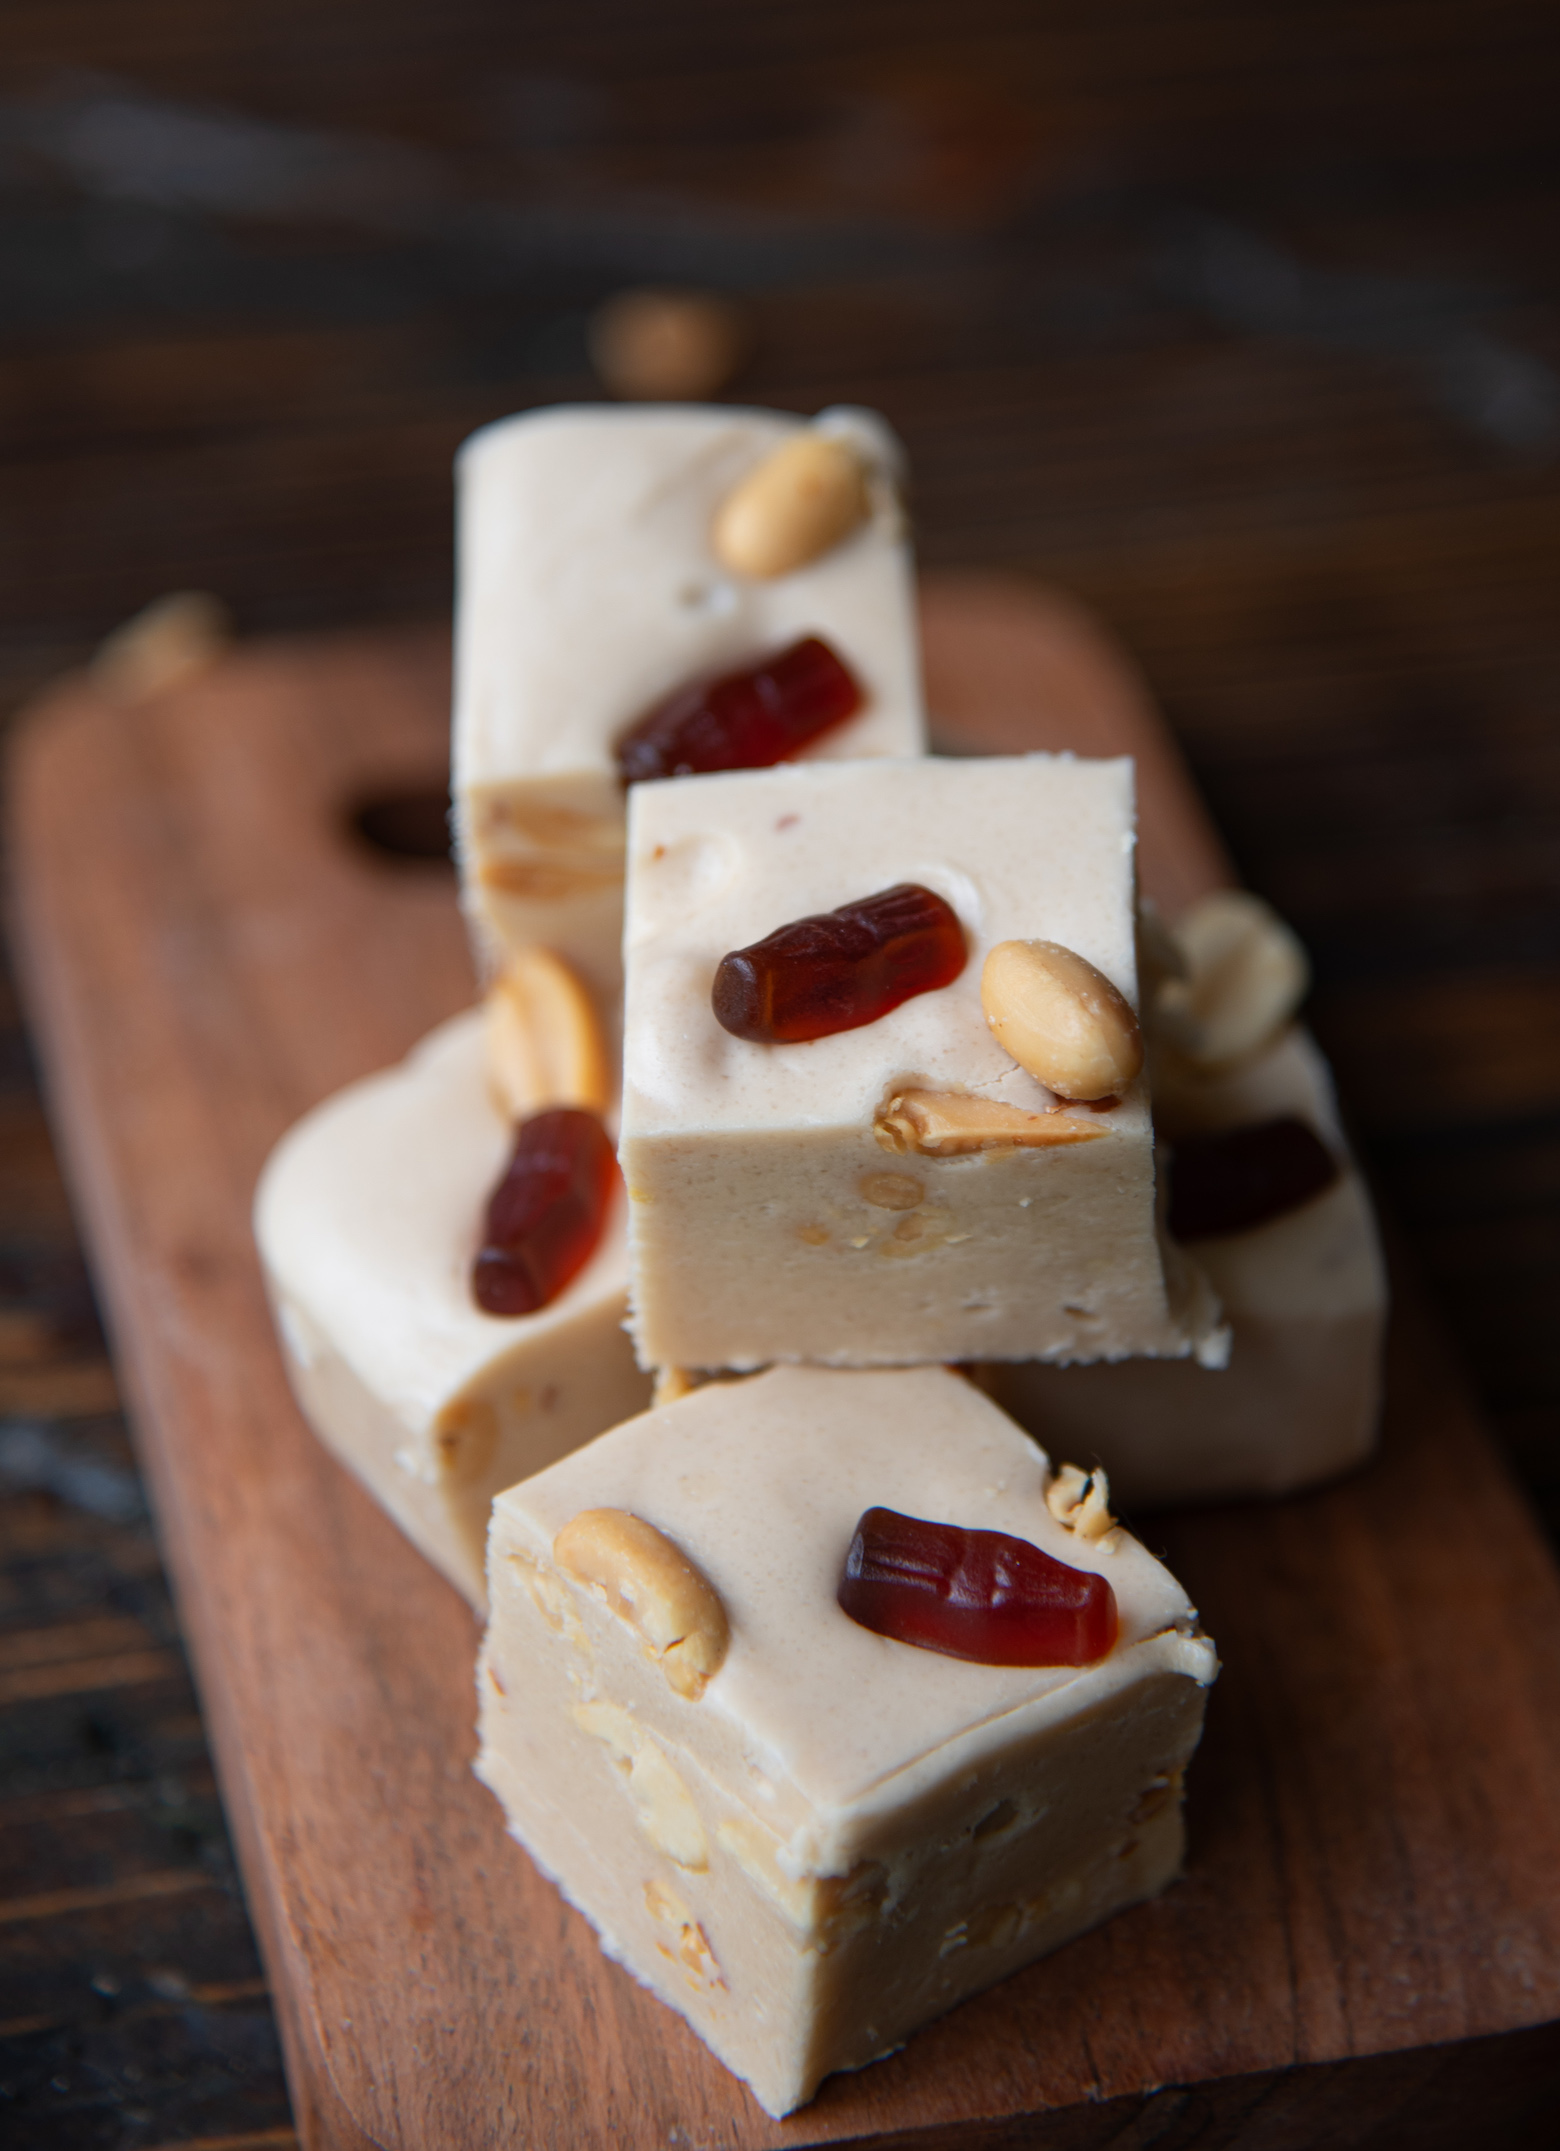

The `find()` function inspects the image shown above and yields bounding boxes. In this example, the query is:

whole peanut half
[712,432,870,579]
[92,591,231,703]
[1156,890,1309,1069]
[484,945,610,1122]
[588,288,748,401]
[554,1508,729,1698]
[981,940,1144,1101]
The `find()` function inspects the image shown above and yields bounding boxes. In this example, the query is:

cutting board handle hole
[346,783,454,868]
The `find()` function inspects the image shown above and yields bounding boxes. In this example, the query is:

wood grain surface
[2,6,1558,2143]
[6,580,1560,2149]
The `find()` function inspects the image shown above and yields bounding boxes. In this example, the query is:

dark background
[2,4,1558,2143]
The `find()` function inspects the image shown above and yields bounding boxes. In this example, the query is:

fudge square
[621,754,1223,1371]
[255,1011,650,1608]
[476,1363,1218,2117]
[452,405,925,1002]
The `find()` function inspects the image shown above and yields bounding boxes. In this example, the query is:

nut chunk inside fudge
[621,754,1225,1371]
[452,405,925,1001]
[476,1363,1218,2118]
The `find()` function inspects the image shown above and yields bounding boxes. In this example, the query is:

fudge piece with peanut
[453,405,926,1002]
[476,1363,1218,2117]
[256,978,650,1608]
[620,754,1226,1372]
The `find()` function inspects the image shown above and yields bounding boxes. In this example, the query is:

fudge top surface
[452,404,923,790]
[254,1011,629,1421]
[495,1363,1213,1818]
[622,753,1144,1137]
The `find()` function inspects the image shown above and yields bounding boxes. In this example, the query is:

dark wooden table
[2,6,1557,2146]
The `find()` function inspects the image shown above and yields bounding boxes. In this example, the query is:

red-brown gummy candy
[838,1507,1118,1667]
[472,1108,618,1317]
[712,883,966,1043]
[614,635,863,784]
[1167,1115,1339,1241]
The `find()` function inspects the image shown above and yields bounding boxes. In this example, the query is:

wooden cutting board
[8,573,1560,2149]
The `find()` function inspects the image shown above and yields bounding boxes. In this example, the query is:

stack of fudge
[255,405,1385,2117]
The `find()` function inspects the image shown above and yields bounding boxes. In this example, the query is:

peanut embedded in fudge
[475,1363,1218,2116]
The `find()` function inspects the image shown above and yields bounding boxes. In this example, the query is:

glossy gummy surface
[712,882,966,1043]
[614,634,863,783]
[472,1107,618,1316]
[838,1506,1119,1667]
[1168,1114,1340,1241]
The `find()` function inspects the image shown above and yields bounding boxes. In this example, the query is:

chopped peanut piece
[875,1089,1107,1157]
[653,1365,699,1409]
[1046,1464,1117,1541]
[1073,1468,1117,1541]
[1045,1464,1091,1526]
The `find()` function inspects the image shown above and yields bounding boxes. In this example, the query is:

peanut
[625,1740,709,1870]
[1156,891,1309,1070]
[1131,1768,1183,1825]
[477,852,625,900]
[712,431,870,579]
[674,1919,724,1987]
[1044,1463,1091,1525]
[572,1703,709,1869]
[484,946,610,1122]
[477,793,626,852]
[554,1508,729,1699]
[92,591,231,702]
[874,1088,1107,1156]
[588,287,748,402]
[858,1171,925,1210]
[1073,1468,1116,1541]
[981,940,1144,1101]
[1046,1462,1116,1540]
[644,1876,691,1928]
[652,1365,698,1409]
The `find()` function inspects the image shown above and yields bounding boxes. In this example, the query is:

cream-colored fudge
[620,755,1225,1372]
[981,1025,1386,1506]
[452,405,926,1002]
[255,1012,650,1607]
[476,1363,1218,2116]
